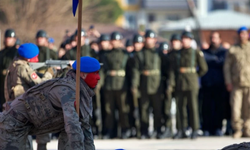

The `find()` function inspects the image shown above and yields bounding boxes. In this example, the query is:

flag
[72,0,78,16]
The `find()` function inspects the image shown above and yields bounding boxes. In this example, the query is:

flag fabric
[72,0,78,16]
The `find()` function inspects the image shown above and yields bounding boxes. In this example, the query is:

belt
[141,69,160,76]
[9,109,28,123]
[179,67,196,73]
[107,70,126,77]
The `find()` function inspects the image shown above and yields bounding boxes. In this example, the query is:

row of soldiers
[0,28,208,140]
[58,29,208,139]
[1,26,249,142]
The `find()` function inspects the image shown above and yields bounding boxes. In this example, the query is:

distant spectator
[201,31,229,136]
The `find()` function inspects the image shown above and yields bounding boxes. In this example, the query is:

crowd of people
[0,25,250,147]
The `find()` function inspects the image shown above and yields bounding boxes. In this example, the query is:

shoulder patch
[31,72,38,79]
[199,51,204,57]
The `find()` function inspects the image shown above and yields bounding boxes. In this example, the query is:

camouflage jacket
[11,69,95,150]
[4,58,53,102]
[224,42,250,87]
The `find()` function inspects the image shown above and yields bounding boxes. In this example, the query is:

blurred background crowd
[1,0,250,143]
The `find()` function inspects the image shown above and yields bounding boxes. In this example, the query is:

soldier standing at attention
[158,42,172,138]
[4,43,55,150]
[132,30,162,139]
[224,26,250,138]
[0,56,100,150]
[102,32,130,139]
[36,30,58,62]
[0,29,17,112]
[61,29,90,60]
[169,31,207,139]
[36,30,58,74]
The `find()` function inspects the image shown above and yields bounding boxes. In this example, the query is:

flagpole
[76,0,82,116]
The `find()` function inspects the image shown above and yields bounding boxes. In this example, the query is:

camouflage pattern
[0,70,95,150]
[4,58,53,102]
[224,42,250,87]
[222,142,250,150]
[224,42,250,136]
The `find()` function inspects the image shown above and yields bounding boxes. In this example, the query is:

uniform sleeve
[18,64,53,87]
[168,56,176,88]
[223,50,233,85]
[196,50,208,77]
[55,86,85,149]
[51,50,58,60]
[131,55,140,88]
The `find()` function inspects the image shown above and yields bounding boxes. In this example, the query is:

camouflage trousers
[230,86,250,133]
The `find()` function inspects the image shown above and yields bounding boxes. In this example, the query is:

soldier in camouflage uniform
[169,31,207,139]
[0,29,18,112]
[224,26,250,138]
[222,142,250,150]
[0,56,100,150]
[101,32,130,139]
[131,30,162,139]
[61,29,90,60]
[4,43,55,150]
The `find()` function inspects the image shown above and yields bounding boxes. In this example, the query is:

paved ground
[32,137,249,150]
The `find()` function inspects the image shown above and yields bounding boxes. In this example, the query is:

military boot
[191,130,199,139]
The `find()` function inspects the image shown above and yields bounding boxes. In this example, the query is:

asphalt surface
[32,137,249,150]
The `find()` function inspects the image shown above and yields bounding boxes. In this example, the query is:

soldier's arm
[196,50,208,77]
[51,50,58,60]
[80,117,95,150]
[223,50,233,85]
[131,56,140,89]
[18,64,53,87]
[54,86,85,149]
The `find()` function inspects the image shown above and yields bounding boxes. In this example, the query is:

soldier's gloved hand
[46,67,57,77]
[133,107,139,119]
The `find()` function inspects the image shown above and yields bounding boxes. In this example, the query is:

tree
[0,0,123,42]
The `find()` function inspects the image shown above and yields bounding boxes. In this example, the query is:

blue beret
[18,43,39,59]
[72,56,100,73]
[238,26,248,34]
[48,38,55,43]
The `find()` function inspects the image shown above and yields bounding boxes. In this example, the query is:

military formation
[0,25,250,149]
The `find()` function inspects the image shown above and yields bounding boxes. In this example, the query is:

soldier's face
[4,37,16,47]
[211,32,221,47]
[134,42,144,51]
[111,40,122,48]
[145,37,157,48]
[126,46,134,53]
[100,41,110,50]
[171,40,182,50]
[239,30,249,43]
[181,37,192,49]
[36,37,47,46]
[82,71,100,88]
